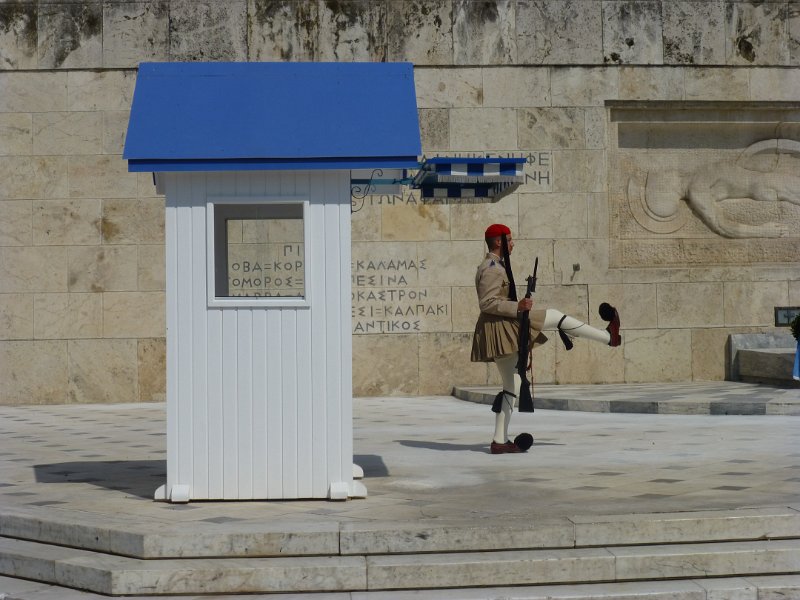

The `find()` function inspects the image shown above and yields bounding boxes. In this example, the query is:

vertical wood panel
[337,174,354,482]
[309,172,329,497]
[265,309,283,498]
[206,308,223,497]
[221,308,238,498]
[251,310,268,497]
[237,309,253,498]
[164,175,180,494]
[175,174,194,488]
[324,171,343,483]
[281,309,298,497]
[191,174,209,498]
[205,173,225,499]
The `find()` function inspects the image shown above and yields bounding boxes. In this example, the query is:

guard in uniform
[471,224,621,454]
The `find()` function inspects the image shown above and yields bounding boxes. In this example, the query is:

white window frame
[206,196,311,309]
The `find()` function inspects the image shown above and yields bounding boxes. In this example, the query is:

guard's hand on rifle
[518,297,533,312]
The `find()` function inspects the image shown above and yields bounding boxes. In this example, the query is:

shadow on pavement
[33,460,165,499]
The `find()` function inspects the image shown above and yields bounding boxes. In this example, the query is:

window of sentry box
[210,202,306,305]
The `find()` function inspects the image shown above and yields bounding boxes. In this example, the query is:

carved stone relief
[627,139,800,238]
[609,104,800,267]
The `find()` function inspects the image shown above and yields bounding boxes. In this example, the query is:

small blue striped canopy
[412,157,526,201]
[123,62,422,172]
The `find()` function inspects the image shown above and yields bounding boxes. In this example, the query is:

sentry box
[124,62,421,502]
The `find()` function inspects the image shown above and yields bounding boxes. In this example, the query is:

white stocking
[492,353,520,443]
[543,309,610,345]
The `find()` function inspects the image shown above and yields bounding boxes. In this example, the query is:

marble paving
[0,383,798,597]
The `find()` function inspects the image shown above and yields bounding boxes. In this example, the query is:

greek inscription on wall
[351,257,451,334]
[228,244,305,297]
[227,217,305,297]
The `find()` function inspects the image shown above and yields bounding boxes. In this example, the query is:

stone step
[350,576,800,599]
[0,535,798,595]
[2,506,798,559]
[0,537,365,596]
[365,539,800,590]
[2,574,800,600]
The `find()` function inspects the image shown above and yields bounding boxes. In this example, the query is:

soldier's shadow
[397,440,565,453]
[397,440,489,453]
[33,460,165,499]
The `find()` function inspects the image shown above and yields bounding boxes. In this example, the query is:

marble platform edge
[452,385,800,415]
[1,575,800,600]
[2,535,800,595]
[363,539,800,591]
[2,506,799,559]
[0,536,367,596]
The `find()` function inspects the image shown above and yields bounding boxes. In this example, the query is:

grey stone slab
[248,0,318,62]
[692,577,756,600]
[516,0,603,65]
[602,1,663,65]
[0,3,38,69]
[726,0,789,65]
[658,401,711,415]
[0,536,68,582]
[611,539,800,580]
[36,2,102,69]
[55,553,367,596]
[709,401,766,416]
[767,397,800,416]
[571,507,800,547]
[102,1,169,68]
[0,511,116,555]
[388,0,452,65]
[663,1,727,65]
[746,574,800,598]
[453,0,515,65]
[168,0,247,61]
[728,332,795,381]
[419,108,449,151]
[340,518,574,555]
[366,547,615,590]
[791,2,800,65]
[739,348,796,383]
[137,521,340,558]
[355,580,706,599]
[610,400,657,414]
[317,0,387,62]
[565,398,607,412]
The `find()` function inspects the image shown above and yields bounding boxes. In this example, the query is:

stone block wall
[0,0,798,403]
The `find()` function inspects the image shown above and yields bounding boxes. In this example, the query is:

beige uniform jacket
[471,253,547,362]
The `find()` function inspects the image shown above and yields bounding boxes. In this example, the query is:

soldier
[471,224,621,454]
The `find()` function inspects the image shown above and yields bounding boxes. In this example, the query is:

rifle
[517,257,538,413]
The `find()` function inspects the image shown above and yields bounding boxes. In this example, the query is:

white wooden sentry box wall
[158,170,358,501]
[123,62,422,502]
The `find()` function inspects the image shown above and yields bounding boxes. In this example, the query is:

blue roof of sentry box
[123,62,421,172]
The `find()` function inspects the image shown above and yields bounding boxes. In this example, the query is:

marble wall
[0,1,799,403]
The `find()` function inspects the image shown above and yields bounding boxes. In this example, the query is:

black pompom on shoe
[514,433,534,452]
[599,302,621,347]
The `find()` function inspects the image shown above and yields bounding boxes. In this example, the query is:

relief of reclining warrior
[627,139,800,238]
